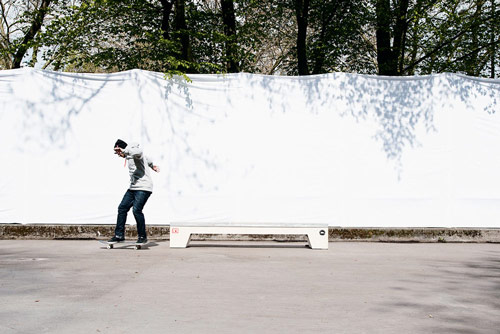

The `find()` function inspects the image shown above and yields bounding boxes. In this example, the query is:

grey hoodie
[122,142,154,192]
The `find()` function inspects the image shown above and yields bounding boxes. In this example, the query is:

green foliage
[41,0,183,72]
[306,0,376,74]
[1,0,498,77]
[370,0,500,77]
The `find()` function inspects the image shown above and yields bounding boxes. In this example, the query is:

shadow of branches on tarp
[16,69,119,161]
[243,72,441,179]
[338,74,439,177]
[7,69,499,189]
[448,74,499,115]
[298,72,499,179]
[2,68,222,194]
[144,71,222,194]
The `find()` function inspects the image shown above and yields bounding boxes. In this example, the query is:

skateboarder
[108,139,160,244]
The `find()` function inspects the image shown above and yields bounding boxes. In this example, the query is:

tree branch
[403,10,499,73]
[0,0,10,41]
[12,0,52,68]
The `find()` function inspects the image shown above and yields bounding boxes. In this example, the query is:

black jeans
[114,189,152,239]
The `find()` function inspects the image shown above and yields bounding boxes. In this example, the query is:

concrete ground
[0,240,499,334]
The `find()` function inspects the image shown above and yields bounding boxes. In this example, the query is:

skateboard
[98,240,149,250]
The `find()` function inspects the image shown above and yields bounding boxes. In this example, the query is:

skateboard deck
[98,240,149,250]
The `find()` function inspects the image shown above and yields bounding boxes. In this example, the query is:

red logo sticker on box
[172,228,179,234]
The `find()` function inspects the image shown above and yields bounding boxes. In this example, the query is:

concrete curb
[0,224,499,243]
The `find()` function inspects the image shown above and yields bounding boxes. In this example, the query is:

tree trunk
[295,0,310,75]
[221,0,239,73]
[311,2,338,75]
[12,0,52,68]
[407,0,424,75]
[375,0,397,75]
[30,44,39,67]
[490,0,495,78]
[173,0,193,68]
[311,32,325,74]
[393,0,409,74]
[159,0,174,40]
[466,0,484,76]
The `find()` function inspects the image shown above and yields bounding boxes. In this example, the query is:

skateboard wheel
[134,245,141,250]
[107,244,113,249]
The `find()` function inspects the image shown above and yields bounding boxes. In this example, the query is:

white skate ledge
[169,222,328,250]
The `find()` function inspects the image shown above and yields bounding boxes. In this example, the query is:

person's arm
[147,157,160,173]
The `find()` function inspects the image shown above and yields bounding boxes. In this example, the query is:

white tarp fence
[0,68,499,227]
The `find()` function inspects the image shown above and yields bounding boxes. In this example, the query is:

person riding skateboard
[108,139,160,244]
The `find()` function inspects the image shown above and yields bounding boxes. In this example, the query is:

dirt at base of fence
[1,224,499,243]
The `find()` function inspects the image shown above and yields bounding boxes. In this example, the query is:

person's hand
[114,146,125,157]
[152,165,160,173]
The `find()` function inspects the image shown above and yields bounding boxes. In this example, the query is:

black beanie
[114,139,127,149]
